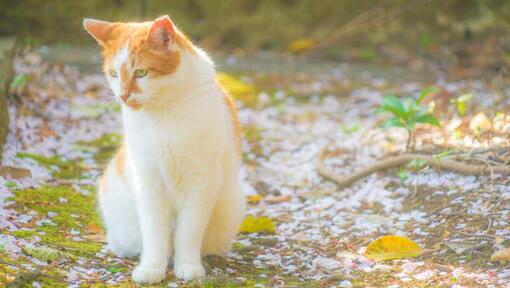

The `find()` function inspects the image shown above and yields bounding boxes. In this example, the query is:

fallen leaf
[288,38,315,53]
[239,216,276,234]
[444,240,480,254]
[265,195,291,204]
[22,244,60,262]
[365,235,424,261]
[247,194,262,204]
[490,248,510,262]
[0,166,32,179]
[39,126,58,139]
[83,234,107,243]
[84,223,104,235]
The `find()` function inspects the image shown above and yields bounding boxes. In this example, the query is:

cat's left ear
[83,18,114,46]
[148,16,175,48]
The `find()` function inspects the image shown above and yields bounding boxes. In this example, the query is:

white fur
[99,44,245,283]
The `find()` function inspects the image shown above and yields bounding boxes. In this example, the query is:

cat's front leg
[131,172,172,284]
[174,170,220,281]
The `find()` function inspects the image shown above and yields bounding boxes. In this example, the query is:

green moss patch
[6,185,103,256]
[16,152,85,179]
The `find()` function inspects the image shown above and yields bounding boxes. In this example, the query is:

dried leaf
[239,216,276,234]
[0,166,32,179]
[247,194,262,204]
[444,240,480,254]
[265,195,291,204]
[83,234,107,243]
[365,235,424,261]
[84,223,104,234]
[490,248,510,262]
[288,38,315,53]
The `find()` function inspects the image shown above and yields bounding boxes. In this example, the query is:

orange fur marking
[219,83,241,151]
[114,145,126,179]
[99,20,194,79]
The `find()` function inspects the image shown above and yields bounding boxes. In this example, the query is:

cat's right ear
[83,18,113,46]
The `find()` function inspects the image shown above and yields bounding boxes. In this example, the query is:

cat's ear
[147,16,175,48]
[83,18,114,46]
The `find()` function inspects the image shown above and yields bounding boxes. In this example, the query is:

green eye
[135,69,148,78]
[109,69,118,78]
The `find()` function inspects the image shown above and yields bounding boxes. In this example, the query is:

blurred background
[1,0,509,77]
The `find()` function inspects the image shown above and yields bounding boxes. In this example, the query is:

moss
[7,185,103,256]
[10,229,37,239]
[76,133,122,166]
[15,152,84,179]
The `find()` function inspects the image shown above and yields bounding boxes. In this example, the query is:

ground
[1,50,509,287]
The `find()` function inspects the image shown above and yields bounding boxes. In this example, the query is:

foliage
[1,0,510,51]
[376,87,440,150]
[451,93,473,116]
[365,235,424,261]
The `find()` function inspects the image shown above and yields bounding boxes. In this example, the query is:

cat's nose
[120,93,130,102]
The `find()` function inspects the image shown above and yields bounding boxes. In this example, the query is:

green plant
[450,93,473,116]
[376,87,441,151]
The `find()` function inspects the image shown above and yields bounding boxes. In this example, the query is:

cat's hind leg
[98,148,142,258]
[202,181,246,256]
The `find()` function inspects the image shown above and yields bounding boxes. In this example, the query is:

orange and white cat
[83,16,245,283]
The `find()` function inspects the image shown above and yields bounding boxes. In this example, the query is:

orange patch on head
[114,145,126,179]
[219,83,241,152]
[85,16,195,79]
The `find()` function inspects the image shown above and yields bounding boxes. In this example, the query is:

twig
[316,145,510,189]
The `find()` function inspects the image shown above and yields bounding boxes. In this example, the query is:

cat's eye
[134,69,148,78]
[109,69,118,78]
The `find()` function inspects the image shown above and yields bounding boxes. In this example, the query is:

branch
[316,145,510,189]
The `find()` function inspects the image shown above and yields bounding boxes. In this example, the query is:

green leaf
[396,167,409,181]
[10,74,29,90]
[417,87,439,104]
[416,113,440,127]
[455,93,473,116]
[381,117,405,129]
[434,149,454,160]
[107,265,122,273]
[377,96,407,118]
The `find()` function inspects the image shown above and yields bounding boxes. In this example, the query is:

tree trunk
[0,37,16,163]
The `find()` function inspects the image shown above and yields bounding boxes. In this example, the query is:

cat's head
[83,16,196,110]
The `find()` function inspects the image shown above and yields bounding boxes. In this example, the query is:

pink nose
[120,93,130,102]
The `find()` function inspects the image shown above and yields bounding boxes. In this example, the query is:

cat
[83,15,246,284]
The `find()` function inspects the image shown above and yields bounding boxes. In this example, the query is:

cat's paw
[132,265,166,284]
[174,262,205,281]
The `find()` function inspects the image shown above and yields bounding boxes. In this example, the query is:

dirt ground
[1,50,509,287]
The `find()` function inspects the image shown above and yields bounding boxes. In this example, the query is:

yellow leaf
[490,248,510,262]
[288,38,315,53]
[239,216,276,234]
[247,194,262,204]
[365,235,424,261]
[216,73,255,105]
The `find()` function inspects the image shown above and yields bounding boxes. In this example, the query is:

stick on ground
[316,145,510,189]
